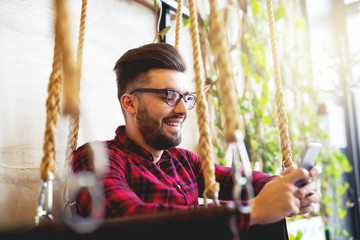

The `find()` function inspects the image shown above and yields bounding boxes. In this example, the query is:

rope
[64,0,88,203]
[40,35,63,182]
[265,0,292,168]
[174,0,183,48]
[188,0,219,200]
[40,0,87,185]
[208,0,242,143]
[55,0,78,117]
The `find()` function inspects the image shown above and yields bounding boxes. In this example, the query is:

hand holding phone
[295,142,321,187]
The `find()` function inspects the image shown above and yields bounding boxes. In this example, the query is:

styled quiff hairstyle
[113,43,186,109]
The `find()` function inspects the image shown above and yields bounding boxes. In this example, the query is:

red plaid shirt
[72,126,274,232]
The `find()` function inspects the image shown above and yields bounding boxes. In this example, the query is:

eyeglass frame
[129,88,197,110]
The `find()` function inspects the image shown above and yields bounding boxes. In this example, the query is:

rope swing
[188,0,220,203]
[208,0,242,143]
[37,0,87,224]
[174,0,183,49]
[207,0,254,212]
[63,0,88,206]
[265,0,293,168]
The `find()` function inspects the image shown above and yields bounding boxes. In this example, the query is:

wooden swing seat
[1,205,288,240]
[2,206,239,240]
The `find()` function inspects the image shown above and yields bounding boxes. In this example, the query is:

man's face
[135,69,189,150]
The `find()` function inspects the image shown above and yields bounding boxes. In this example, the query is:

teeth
[165,121,180,126]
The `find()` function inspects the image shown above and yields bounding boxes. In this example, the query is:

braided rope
[40,35,62,182]
[55,0,78,117]
[40,0,73,182]
[188,0,219,200]
[265,0,292,168]
[40,0,87,183]
[208,0,241,143]
[174,0,183,48]
[64,0,88,202]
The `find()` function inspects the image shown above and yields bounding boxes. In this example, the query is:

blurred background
[0,0,359,239]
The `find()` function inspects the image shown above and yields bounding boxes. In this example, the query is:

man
[72,43,321,237]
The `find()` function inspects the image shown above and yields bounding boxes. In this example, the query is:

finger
[284,168,310,184]
[296,182,316,198]
[289,197,302,216]
[299,204,315,215]
[280,165,297,177]
[310,165,322,178]
[301,192,321,206]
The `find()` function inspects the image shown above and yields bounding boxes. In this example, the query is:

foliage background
[187,0,355,239]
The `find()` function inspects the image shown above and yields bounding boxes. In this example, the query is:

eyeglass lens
[166,90,195,110]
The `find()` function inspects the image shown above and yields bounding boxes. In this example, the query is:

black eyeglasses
[129,88,196,110]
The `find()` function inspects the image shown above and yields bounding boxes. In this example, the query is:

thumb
[280,165,297,177]
[283,168,310,184]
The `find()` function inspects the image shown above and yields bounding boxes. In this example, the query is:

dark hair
[113,43,186,106]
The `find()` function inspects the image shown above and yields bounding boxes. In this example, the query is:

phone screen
[295,143,321,187]
[299,143,322,171]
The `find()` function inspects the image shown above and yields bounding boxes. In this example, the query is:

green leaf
[255,108,263,118]
[251,73,261,83]
[336,184,346,196]
[295,18,306,29]
[322,196,332,204]
[240,54,251,76]
[262,115,271,126]
[294,231,303,240]
[183,17,190,28]
[251,139,258,149]
[260,83,269,105]
[251,41,266,67]
[341,229,350,237]
[153,0,161,12]
[337,208,347,219]
[326,205,334,216]
[321,133,329,140]
[341,158,353,172]
[220,107,225,118]
[274,7,286,21]
[251,0,260,15]
[209,94,219,109]
[160,26,171,41]
[219,157,226,166]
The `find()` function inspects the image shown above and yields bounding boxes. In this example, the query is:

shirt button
[177,184,181,189]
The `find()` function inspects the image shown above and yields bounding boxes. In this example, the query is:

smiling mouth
[163,116,184,128]
[164,121,181,127]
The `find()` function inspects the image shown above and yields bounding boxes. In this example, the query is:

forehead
[144,69,188,92]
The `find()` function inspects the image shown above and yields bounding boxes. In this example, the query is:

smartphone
[295,142,322,187]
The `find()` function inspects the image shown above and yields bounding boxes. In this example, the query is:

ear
[121,93,137,115]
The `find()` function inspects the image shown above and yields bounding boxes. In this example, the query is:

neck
[125,124,163,164]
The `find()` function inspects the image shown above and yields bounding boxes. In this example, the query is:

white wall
[0,0,198,229]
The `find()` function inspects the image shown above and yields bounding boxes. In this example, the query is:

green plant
[289,231,303,240]
[193,0,354,239]
[319,149,354,239]
[153,0,171,42]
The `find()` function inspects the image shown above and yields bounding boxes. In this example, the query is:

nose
[174,98,188,115]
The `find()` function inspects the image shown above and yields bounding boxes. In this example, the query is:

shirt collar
[114,125,167,162]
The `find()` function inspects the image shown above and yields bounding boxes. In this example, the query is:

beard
[136,103,182,150]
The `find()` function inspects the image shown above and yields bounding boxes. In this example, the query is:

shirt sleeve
[212,166,275,235]
[186,151,275,235]
[187,151,274,199]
